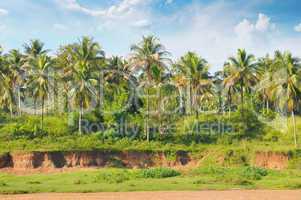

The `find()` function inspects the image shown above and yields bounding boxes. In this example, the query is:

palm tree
[272,51,301,147]
[130,35,170,141]
[0,47,15,117]
[23,39,49,114]
[7,49,25,116]
[256,55,274,112]
[0,46,6,101]
[67,37,100,134]
[172,70,188,115]
[176,52,210,118]
[27,55,53,130]
[24,39,48,59]
[224,49,258,114]
[55,44,78,112]
[213,71,224,114]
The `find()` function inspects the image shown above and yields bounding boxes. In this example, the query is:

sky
[0,0,300,71]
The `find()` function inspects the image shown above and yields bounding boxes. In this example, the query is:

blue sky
[0,0,300,71]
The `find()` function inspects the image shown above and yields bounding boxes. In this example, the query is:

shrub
[0,114,70,139]
[223,149,248,166]
[229,107,264,139]
[261,109,276,120]
[95,170,131,184]
[138,168,181,179]
[263,129,282,142]
[240,167,268,180]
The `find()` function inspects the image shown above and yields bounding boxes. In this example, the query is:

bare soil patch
[0,191,301,200]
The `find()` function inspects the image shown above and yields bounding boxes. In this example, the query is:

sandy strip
[1,190,301,200]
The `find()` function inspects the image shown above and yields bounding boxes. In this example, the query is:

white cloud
[0,8,8,16]
[131,19,151,28]
[57,0,146,18]
[160,3,300,72]
[235,19,255,35]
[255,13,273,32]
[53,23,68,31]
[294,23,301,32]
[56,0,151,31]
[235,13,274,37]
[165,0,173,4]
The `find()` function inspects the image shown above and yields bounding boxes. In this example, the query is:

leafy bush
[95,170,132,184]
[229,107,264,139]
[223,149,248,166]
[138,168,181,179]
[194,166,267,182]
[0,115,70,139]
[240,167,268,180]
[261,109,276,120]
[263,129,282,142]
[0,112,9,124]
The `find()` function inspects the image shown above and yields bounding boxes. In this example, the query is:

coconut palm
[176,52,210,118]
[272,51,301,147]
[55,44,78,112]
[24,39,48,59]
[23,40,49,114]
[213,71,224,113]
[0,47,15,117]
[130,35,170,141]
[256,55,275,112]
[224,49,258,113]
[0,46,6,95]
[68,37,101,134]
[172,71,188,115]
[7,49,25,116]
[26,54,53,130]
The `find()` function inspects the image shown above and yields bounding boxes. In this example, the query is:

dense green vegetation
[0,35,300,151]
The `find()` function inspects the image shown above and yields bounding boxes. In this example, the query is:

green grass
[0,113,301,193]
[0,167,300,194]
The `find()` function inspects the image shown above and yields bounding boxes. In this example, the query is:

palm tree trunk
[240,82,244,109]
[53,81,58,113]
[292,111,297,148]
[98,71,103,112]
[34,99,37,115]
[79,101,83,135]
[9,103,13,118]
[189,81,193,115]
[146,87,150,142]
[158,85,162,135]
[179,87,186,115]
[64,86,69,112]
[41,97,44,131]
[218,91,222,114]
[18,87,21,116]
[228,90,232,118]
[64,92,69,112]
[240,81,244,118]
[193,87,199,120]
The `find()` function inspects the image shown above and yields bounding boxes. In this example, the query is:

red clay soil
[254,151,289,170]
[0,151,194,173]
[0,150,290,174]
[0,191,301,200]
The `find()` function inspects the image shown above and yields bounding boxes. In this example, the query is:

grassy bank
[0,167,301,194]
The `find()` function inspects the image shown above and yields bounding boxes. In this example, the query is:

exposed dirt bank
[0,150,290,173]
[1,191,301,200]
[254,151,290,170]
[0,151,194,171]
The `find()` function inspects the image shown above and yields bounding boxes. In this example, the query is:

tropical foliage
[0,35,300,147]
